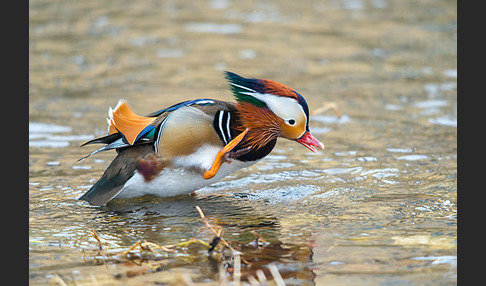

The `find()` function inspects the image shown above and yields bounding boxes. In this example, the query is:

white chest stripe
[225,112,231,144]
[218,110,228,144]
[216,110,232,145]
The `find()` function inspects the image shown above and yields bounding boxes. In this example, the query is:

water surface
[30,0,456,284]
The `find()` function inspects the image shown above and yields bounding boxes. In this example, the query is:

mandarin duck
[78,71,324,206]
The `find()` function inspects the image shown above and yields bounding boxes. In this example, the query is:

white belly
[115,145,256,198]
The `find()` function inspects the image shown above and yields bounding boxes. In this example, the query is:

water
[29,0,456,284]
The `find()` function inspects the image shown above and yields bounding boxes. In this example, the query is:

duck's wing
[78,99,220,161]
[77,144,154,206]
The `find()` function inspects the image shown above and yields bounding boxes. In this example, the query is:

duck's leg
[203,128,249,179]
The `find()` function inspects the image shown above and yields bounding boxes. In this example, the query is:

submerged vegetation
[57,206,298,285]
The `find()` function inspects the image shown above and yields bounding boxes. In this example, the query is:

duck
[78,71,324,206]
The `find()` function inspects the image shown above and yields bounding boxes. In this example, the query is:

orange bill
[203,128,249,179]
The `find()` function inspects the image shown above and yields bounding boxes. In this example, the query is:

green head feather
[224,71,267,107]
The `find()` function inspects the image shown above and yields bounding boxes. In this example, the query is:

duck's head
[225,71,324,153]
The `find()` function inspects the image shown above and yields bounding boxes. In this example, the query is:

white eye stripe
[232,85,307,127]
[229,82,257,93]
[252,93,306,123]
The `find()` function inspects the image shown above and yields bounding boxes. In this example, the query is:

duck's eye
[287,119,296,126]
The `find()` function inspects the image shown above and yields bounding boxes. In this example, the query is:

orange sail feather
[107,100,156,145]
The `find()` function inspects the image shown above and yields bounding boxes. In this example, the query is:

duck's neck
[234,137,277,162]
[230,102,280,161]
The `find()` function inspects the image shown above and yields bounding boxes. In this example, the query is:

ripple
[130,35,159,46]
[246,185,320,203]
[208,0,229,9]
[184,23,243,34]
[310,127,332,134]
[30,122,71,133]
[385,103,403,111]
[443,69,457,78]
[29,140,70,148]
[29,122,93,148]
[156,49,185,58]
[311,114,351,124]
[321,166,362,175]
[357,156,377,162]
[238,49,256,59]
[411,256,457,266]
[428,116,457,127]
[360,168,399,178]
[387,148,414,153]
[424,82,457,97]
[413,100,449,109]
[397,154,429,161]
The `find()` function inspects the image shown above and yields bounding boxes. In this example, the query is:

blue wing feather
[146,99,215,117]
[79,99,216,161]
[77,138,130,161]
[134,125,155,143]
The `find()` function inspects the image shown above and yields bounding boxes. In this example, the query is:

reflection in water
[77,196,317,284]
[95,194,286,247]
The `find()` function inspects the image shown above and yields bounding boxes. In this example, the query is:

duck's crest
[224,71,267,107]
[224,71,304,105]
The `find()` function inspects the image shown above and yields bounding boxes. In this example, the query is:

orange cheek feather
[279,116,306,140]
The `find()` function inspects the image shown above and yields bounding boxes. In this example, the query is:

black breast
[214,105,278,162]
[234,138,277,162]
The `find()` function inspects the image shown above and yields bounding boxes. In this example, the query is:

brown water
[29,0,457,285]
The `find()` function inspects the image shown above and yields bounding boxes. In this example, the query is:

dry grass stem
[49,274,68,286]
[75,205,287,285]
[311,101,342,118]
[89,229,121,250]
[195,205,237,253]
[247,275,260,286]
[233,253,241,286]
[256,269,267,284]
[269,264,285,286]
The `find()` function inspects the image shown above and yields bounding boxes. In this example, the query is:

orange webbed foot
[203,128,249,179]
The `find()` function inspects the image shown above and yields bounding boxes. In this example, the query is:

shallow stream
[30,0,456,284]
